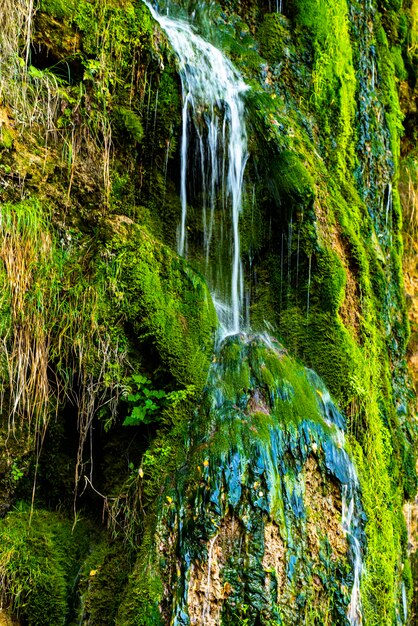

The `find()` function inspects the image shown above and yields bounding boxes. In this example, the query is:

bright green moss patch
[0,125,13,149]
[97,221,218,389]
[0,505,91,625]
[274,150,315,202]
[74,539,133,626]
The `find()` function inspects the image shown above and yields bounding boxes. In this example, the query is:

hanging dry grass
[0,200,128,511]
[0,202,54,442]
[0,0,60,130]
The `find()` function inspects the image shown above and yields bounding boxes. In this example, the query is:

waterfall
[144,0,248,335]
[143,3,365,624]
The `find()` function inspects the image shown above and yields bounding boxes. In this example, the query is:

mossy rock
[278,307,359,408]
[98,219,218,390]
[0,506,91,626]
[257,13,288,64]
[75,540,133,626]
[271,150,315,203]
[123,334,361,625]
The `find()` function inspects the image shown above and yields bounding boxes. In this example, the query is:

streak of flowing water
[385,181,392,226]
[401,581,408,624]
[307,253,312,320]
[288,215,293,303]
[144,0,248,335]
[342,484,363,626]
[202,534,218,622]
[316,385,364,626]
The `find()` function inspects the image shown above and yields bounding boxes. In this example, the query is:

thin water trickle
[202,534,218,622]
[280,232,284,310]
[162,133,172,209]
[145,77,153,132]
[342,483,363,626]
[163,134,171,185]
[152,88,159,137]
[385,182,392,226]
[402,580,408,623]
[319,386,363,626]
[144,0,248,335]
[288,215,293,303]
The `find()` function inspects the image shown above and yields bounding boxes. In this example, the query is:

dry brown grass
[0,201,128,516]
[0,207,53,442]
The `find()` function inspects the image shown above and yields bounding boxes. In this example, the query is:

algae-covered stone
[123,334,363,626]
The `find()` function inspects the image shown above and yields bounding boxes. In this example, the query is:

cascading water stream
[143,3,365,624]
[319,386,363,626]
[144,0,248,335]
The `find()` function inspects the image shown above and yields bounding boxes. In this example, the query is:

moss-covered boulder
[119,334,363,626]
[98,219,218,390]
[0,506,91,626]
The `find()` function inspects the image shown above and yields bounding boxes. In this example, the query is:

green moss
[313,249,347,314]
[98,222,217,390]
[0,125,13,149]
[113,106,144,143]
[0,505,90,625]
[278,308,360,408]
[375,21,404,165]
[39,0,77,19]
[274,150,315,202]
[76,540,133,625]
[290,0,329,43]
[117,524,165,626]
[257,13,287,64]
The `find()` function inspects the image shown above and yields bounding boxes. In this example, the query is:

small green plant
[122,375,196,426]
[122,374,167,426]
[11,462,24,482]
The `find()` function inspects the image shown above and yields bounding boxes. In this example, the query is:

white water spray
[401,580,408,623]
[144,0,248,334]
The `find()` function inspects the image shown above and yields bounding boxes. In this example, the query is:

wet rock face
[187,515,244,626]
[156,335,364,625]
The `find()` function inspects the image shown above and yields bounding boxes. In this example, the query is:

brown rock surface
[187,515,243,626]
